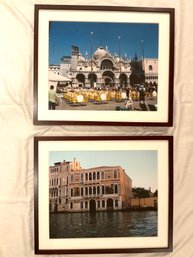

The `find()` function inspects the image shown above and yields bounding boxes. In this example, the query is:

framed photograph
[34,136,173,254]
[34,5,174,126]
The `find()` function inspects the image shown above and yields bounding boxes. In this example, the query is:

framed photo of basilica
[34,136,173,254]
[33,5,174,126]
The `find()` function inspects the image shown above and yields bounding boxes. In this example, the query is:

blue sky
[49,21,158,65]
[49,150,157,192]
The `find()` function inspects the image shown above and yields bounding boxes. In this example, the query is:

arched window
[102,185,105,194]
[97,171,100,180]
[101,171,104,180]
[85,187,88,195]
[85,173,88,181]
[102,200,105,208]
[89,187,92,195]
[80,201,83,209]
[93,172,96,180]
[149,65,153,71]
[115,184,118,194]
[100,59,114,70]
[115,199,118,207]
[93,186,96,195]
[70,202,73,209]
[114,170,117,179]
[85,201,88,208]
[97,200,100,208]
[97,186,100,195]
[89,173,92,180]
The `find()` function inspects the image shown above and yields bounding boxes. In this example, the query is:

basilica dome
[93,47,108,60]
[78,53,85,62]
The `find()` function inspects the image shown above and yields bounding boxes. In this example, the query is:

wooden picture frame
[34,136,173,254]
[33,5,174,126]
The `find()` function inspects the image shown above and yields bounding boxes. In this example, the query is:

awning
[49,73,71,82]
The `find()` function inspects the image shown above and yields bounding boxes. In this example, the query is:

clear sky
[49,150,157,192]
[49,21,158,65]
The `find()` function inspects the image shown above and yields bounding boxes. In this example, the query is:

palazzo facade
[49,45,158,89]
[49,158,132,212]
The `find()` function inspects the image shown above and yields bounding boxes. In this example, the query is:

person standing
[48,85,57,110]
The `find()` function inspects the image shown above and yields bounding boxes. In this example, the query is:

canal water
[50,211,157,238]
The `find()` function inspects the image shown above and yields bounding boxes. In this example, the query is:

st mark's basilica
[49,45,158,90]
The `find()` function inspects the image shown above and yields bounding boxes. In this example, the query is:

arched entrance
[107,198,114,211]
[119,73,128,88]
[88,73,97,87]
[76,73,85,87]
[102,71,115,87]
[89,199,96,213]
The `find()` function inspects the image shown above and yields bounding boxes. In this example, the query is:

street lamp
[90,31,94,87]
[118,36,122,88]
[141,39,145,70]
[118,35,121,58]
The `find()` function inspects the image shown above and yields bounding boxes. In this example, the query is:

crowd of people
[48,84,157,111]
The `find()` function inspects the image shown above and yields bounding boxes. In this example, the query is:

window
[115,184,118,194]
[93,172,96,180]
[102,200,105,208]
[102,185,105,194]
[70,202,73,209]
[106,185,114,194]
[93,186,96,195]
[97,172,100,180]
[149,65,153,71]
[81,187,84,196]
[85,201,88,208]
[89,187,92,195]
[74,187,80,197]
[71,175,73,182]
[80,201,83,209]
[101,171,104,179]
[97,200,100,208]
[114,170,117,179]
[115,199,118,207]
[97,186,100,195]
[81,173,84,182]
[89,173,92,180]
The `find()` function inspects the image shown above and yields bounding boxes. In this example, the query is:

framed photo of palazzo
[33,5,174,126]
[34,136,173,254]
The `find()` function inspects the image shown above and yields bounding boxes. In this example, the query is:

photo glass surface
[49,21,158,112]
[49,150,158,238]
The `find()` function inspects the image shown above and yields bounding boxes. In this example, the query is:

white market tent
[48,73,72,90]
[49,73,71,82]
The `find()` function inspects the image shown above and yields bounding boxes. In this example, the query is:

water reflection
[50,211,157,238]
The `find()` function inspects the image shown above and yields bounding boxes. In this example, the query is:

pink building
[49,159,132,212]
